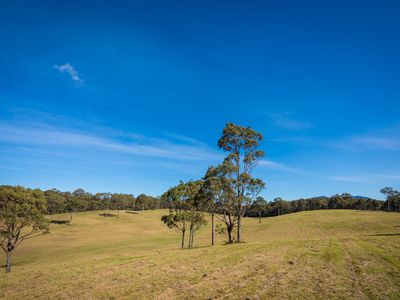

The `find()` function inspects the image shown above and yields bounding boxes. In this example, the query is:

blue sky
[1,0,399,200]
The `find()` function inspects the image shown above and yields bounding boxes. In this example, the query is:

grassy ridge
[1,210,399,299]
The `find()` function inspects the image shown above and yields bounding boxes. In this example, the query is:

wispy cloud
[327,173,400,184]
[0,118,308,175]
[0,122,220,162]
[259,159,303,173]
[269,113,312,130]
[260,159,400,185]
[335,125,400,151]
[54,63,84,85]
[327,176,370,183]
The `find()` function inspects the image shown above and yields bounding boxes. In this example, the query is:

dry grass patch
[0,210,399,299]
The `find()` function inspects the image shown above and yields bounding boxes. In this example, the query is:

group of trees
[247,194,386,219]
[161,180,207,248]
[247,188,400,219]
[44,188,162,220]
[161,123,265,246]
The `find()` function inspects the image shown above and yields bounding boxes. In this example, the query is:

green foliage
[161,211,190,230]
[43,188,160,215]
[246,194,386,218]
[161,180,207,248]
[216,122,265,242]
[0,185,49,272]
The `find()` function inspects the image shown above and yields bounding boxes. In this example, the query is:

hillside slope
[1,210,399,299]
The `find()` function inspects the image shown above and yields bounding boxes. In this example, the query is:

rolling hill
[1,210,399,299]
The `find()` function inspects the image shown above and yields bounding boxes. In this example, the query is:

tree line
[44,188,163,216]
[246,194,389,220]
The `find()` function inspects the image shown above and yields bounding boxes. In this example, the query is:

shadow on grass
[99,213,118,217]
[50,220,70,225]
[1,260,29,268]
[364,233,400,237]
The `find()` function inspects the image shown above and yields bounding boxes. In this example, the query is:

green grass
[1,210,399,299]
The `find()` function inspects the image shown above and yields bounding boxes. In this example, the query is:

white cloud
[54,63,84,84]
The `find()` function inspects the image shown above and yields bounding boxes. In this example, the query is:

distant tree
[272,197,288,216]
[93,192,111,210]
[380,187,400,212]
[110,193,133,216]
[217,122,265,243]
[135,194,159,211]
[328,195,338,209]
[65,189,88,224]
[135,194,145,211]
[44,189,67,214]
[0,186,49,273]
[253,196,268,223]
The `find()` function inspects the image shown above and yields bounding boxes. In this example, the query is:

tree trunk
[188,228,192,249]
[70,212,73,224]
[259,211,261,223]
[6,251,11,273]
[181,229,186,248]
[227,224,233,243]
[211,213,215,246]
[190,229,194,248]
[388,200,390,212]
[237,215,241,243]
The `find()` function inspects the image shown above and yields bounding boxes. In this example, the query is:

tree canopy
[0,186,49,273]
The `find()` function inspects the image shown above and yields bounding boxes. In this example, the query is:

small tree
[161,211,190,248]
[0,186,49,273]
[185,180,207,249]
[161,181,207,248]
[161,182,190,248]
[201,164,238,244]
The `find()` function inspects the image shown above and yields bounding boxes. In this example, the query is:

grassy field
[1,210,399,299]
